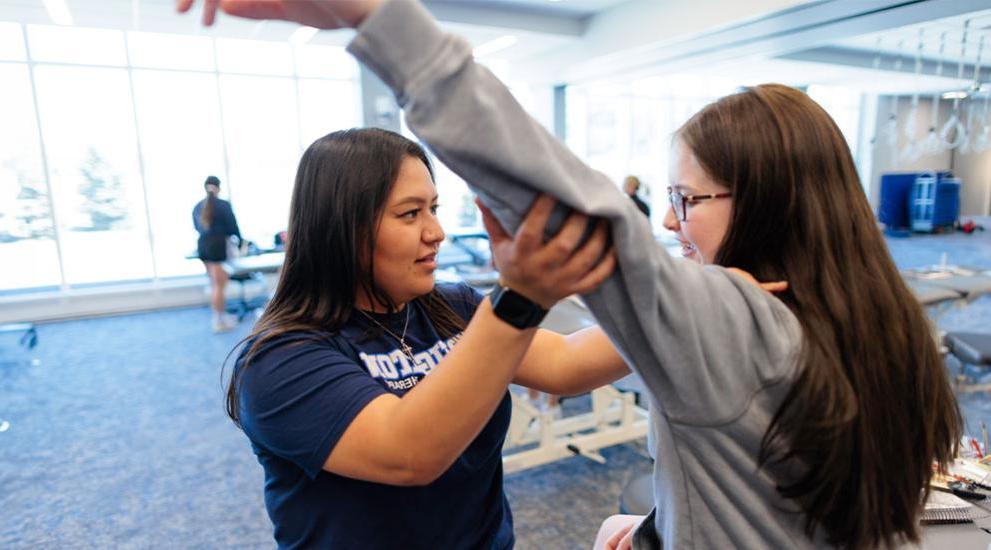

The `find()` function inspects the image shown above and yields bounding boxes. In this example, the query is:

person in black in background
[193,175,242,332]
[623,175,650,219]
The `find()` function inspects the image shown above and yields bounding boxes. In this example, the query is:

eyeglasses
[667,186,732,222]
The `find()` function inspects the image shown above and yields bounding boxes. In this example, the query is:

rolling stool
[946,332,991,393]
[226,271,262,321]
[619,472,653,515]
[224,270,273,321]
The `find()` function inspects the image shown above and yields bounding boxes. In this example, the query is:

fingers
[605,523,635,550]
[544,211,589,262]
[726,267,789,294]
[570,248,616,295]
[515,194,556,252]
[617,527,635,550]
[760,281,789,293]
[476,199,511,244]
[220,0,290,21]
[491,195,616,305]
[202,0,220,25]
[176,0,195,14]
[559,219,609,280]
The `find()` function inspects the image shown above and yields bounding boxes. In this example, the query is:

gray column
[360,65,401,132]
[553,84,567,141]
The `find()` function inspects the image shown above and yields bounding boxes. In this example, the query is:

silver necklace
[358,305,414,361]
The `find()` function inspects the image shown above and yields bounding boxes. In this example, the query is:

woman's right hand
[477,195,616,310]
[176,0,383,28]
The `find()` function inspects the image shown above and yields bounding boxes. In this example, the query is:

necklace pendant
[401,342,414,360]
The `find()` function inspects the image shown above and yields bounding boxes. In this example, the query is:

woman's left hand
[477,195,616,309]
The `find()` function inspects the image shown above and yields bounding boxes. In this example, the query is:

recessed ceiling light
[42,0,74,26]
[942,91,968,100]
[473,35,518,58]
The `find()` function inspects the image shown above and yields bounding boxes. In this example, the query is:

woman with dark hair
[183,1,961,549]
[227,127,621,548]
[192,175,242,332]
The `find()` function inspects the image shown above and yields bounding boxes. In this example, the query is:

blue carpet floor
[1,223,990,549]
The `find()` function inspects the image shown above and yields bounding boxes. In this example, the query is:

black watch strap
[489,286,549,329]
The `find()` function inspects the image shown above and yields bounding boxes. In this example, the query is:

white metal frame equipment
[502,385,648,474]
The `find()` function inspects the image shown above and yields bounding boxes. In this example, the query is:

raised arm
[351,1,810,426]
[346,0,719,419]
[179,0,801,424]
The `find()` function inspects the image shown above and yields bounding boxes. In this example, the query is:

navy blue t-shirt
[192,197,241,239]
[235,282,513,549]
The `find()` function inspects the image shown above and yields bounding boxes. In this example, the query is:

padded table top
[946,332,991,366]
[905,280,964,307]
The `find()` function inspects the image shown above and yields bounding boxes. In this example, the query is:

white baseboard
[0,275,276,324]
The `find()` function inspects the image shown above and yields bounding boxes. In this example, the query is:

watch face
[499,288,535,319]
[492,287,545,328]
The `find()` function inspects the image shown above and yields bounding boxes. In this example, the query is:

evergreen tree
[77,147,129,231]
[0,160,54,242]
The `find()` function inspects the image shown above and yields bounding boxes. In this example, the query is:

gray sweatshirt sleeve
[348,0,800,425]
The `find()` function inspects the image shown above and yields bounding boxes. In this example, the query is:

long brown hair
[225,128,466,426]
[199,175,220,229]
[677,84,960,548]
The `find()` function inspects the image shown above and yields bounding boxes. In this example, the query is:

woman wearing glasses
[183,1,961,549]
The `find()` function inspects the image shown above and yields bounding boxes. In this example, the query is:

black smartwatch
[489,286,548,329]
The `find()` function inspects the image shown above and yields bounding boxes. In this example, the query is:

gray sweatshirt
[349,1,820,547]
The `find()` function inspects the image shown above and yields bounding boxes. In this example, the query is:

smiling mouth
[416,253,437,263]
[679,241,697,256]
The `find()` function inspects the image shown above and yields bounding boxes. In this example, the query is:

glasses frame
[667,186,733,221]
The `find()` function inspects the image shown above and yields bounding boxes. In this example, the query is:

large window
[219,75,301,247]
[0,22,362,294]
[34,64,153,286]
[131,69,226,278]
[0,63,59,293]
[0,22,25,61]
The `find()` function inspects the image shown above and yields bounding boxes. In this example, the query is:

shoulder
[236,330,345,376]
[433,281,485,319]
[235,328,369,400]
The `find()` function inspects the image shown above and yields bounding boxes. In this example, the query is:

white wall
[954,140,991,218]
[864,95,991,218]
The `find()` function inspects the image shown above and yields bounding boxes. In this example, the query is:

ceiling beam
[423,0,587,37]
[778,45,991,87]
[516,0,991,84]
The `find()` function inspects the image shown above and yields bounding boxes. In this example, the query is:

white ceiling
[627,5,991,97]
[0,0,594,62]
[0,0,988,95]
[428,0,632,17]
[834,7,991,68]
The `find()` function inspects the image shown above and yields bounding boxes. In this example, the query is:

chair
[225,271,268,321]
[223,252,284,321]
